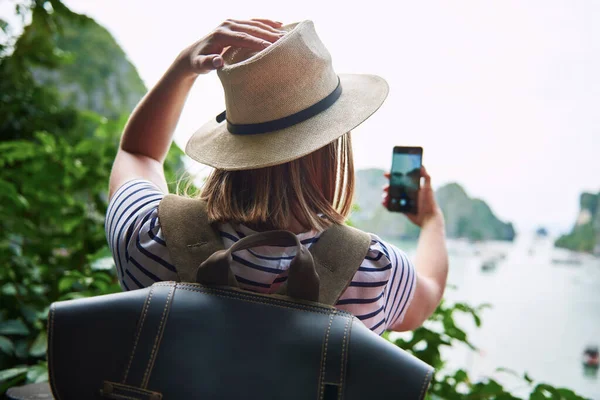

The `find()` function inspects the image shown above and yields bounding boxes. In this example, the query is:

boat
[481,259,497,272]
[583,346,599,369]
[535,227,549,238]
[551,257,582,266]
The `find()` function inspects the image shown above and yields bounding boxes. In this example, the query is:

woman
[106,19,448,335]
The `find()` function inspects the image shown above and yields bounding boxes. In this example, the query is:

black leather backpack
[7,195,433,399]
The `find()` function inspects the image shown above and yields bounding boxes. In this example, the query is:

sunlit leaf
[0,319,30,336]
[1,283,17,296]
[58,276,76,293]
[0,366,28,381]
[25,363,48,383]
[0,335,15,355]
[28,331,47,358]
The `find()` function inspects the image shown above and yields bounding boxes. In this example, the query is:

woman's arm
[383,167,449,331]
[394,213,447,331]
[108,19,285,199]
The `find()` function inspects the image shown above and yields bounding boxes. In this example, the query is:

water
[390,234,600,399]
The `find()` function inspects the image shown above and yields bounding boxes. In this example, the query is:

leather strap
[319,313,353,399]
[277,223,372,305]
[158,195,372,305]
[199,231,320,302]
[121,284,175,390]
[157,195,224,283]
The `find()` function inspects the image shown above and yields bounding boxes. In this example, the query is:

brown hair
[198,133,354,232]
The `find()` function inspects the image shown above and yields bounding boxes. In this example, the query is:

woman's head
[200,133,354,231]
[184,21,388,173]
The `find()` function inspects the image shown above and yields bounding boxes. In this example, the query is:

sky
[6,0,600,234]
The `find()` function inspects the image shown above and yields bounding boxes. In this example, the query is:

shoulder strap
[276,223,372,306]
[159,194,372,305]
[308,224,372,306]
[157,194,224,283]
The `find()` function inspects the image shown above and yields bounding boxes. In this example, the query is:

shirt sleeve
[335,234,417,334]
[374,236,417,329]
[105,180,178,291]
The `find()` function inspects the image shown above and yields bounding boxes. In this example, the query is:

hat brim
[185,73,389,171]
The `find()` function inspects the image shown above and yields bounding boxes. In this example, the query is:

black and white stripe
[105,180,417,334]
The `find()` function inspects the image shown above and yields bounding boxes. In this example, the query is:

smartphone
[387,146,423,214]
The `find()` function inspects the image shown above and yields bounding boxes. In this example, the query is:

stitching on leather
[170,280,353,315]
[338,316,351,400]
[142,285,175,388]
[187,241,207,248]
[319,313,335,400]
[48,304,63,400]
[102,393,142,400]
[419,369,433,400]
[108,381,161,396]
[165,283,352,317]
[316,314,328,400]
[123,286,155,384]
[174,285,334,316]
[321,262,334,272]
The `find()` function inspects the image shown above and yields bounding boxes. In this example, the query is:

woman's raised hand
[176,19,285,76]
[382,166,444,228]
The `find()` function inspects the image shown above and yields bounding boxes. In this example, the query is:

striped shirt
[105,180,417,335]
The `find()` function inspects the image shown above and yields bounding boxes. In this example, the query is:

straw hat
[186,20,389,171]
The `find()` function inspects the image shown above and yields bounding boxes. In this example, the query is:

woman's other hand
[385,166,448,332]
[382,166,444,228]
[176,19,285,77]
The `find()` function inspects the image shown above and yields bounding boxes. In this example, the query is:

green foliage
[555,223,596,253]
[385,299,588,399]
[0,0,183,392]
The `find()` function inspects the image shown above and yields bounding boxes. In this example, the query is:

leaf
[20,305,43,325]
[58,276,76,293]
[14,339,29,359]
[0,319,30,336]
[453,369,469,383]
[29,331,47,358]
[0,366,28,381]
[1,283,17,296]
[26,363,48,383]
[0,335,15,355]
[495,367,520,377]
[90,255,115,271]
[556,388,587,400]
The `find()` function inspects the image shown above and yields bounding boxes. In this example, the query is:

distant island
[555,192,600,254]
[351,168,516,241]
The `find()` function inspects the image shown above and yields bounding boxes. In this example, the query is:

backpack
[8,195,433,400]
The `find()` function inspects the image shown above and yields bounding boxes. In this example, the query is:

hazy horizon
[4,0,598,235]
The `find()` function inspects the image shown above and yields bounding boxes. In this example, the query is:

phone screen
[388,146,423,213]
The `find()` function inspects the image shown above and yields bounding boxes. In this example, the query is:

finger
[228,22,284,43]
[381,193,390,208]
[229,19,283,34]
[382,185,389,192]
[213,29,272,51]
[421,166,432,189]
[251,18,284,28]
[191,54,223,73]
[384,172,390,179]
